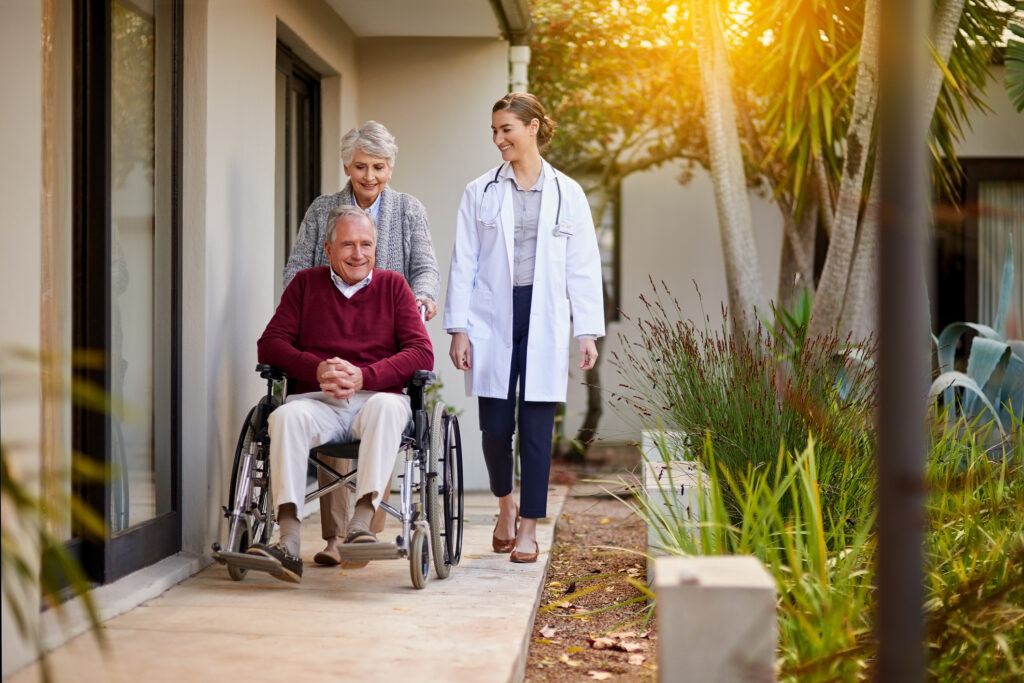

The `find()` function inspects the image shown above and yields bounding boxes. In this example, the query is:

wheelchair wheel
[409,524,430,590]
[427,402,462,578]
[226,399,276,581]
[442,411,464,566]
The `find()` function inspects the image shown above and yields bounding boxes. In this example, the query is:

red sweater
[257,268,433,394]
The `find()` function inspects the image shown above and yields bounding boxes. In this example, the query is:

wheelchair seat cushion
[309,420,414,460]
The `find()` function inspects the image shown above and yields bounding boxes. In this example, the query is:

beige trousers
[268,391,411,527]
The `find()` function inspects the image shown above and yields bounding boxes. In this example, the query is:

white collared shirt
[365,192,383,226]
[499,163,544,287]
[330,268,373,298]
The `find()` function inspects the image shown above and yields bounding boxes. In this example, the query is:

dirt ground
[525,445,658,682]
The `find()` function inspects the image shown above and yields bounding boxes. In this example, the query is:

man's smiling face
[325,214,376,285]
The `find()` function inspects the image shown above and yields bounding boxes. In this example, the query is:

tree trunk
[806,0,881,341]
[837,0,965,342]
[694,0,763,338]
[777,197,818,312]
[840,171,880,339]
[925,0,969,133]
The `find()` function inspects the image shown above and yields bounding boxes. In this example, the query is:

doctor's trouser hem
[478,285,558,520]
[267,391,411,520]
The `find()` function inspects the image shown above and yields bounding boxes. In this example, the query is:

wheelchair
[212,363,464,589]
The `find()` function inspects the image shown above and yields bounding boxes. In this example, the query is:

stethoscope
[479,163,570,236]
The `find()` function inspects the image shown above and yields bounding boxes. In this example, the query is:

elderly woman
[284,120,440,566]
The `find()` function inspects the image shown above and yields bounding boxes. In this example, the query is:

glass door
[72,0,182,583]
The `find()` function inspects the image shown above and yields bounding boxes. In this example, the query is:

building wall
[956,65,1024,157]
[186,0,360,554]
[1,0,45,674]
[355,36,510,490]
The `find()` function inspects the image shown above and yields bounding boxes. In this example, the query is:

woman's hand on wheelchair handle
[416,297,437,321]
[449,333,472,371]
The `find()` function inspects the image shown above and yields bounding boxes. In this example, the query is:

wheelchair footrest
[337,542,400,562]
[214,549,283,574]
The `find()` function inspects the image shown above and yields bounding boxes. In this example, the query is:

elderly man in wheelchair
[212,205,463,588]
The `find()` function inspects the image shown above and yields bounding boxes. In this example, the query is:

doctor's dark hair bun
[492,93,556,150]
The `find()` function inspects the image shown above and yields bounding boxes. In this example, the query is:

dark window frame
[276,42,321,264]
[932,157,1024,332]
[71,0,183,584]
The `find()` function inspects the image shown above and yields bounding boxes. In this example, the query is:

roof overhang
[324,0,531,41]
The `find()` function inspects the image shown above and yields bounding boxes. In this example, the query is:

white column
[509,44,530,93]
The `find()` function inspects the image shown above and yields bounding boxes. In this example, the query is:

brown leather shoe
[492,507,519,553]
[492,523,515,553]
[510,541,539,564]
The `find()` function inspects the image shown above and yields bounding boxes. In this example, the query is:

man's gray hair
[340,120,398,167]
[326,204,375,244]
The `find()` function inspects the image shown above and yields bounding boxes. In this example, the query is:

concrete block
[654,556,776,683]
[643,459,707,554]
[641,429,692,461]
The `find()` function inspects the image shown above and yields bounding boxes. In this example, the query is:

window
[933,158,1024,336]
[72,0,182,582]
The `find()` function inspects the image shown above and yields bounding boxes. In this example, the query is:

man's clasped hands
[316,357,363,400]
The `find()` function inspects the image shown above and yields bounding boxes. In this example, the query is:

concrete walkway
[8,489,566,683]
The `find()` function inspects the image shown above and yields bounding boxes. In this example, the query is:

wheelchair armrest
[408,370,436,388]
[256,364,287,382]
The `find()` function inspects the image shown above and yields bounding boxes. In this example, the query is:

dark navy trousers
[478,285,557,519]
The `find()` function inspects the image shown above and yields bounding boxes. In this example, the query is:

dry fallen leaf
[566,646,585,654]
[587,672,614,680]
[628,654,646,666]
[559,654,581,667]
[608,631,637,639]
[618,641,645,653]
[540,625,558,638]
[589,637,616,650]
[548,580,562,587]
[600,518,611,524]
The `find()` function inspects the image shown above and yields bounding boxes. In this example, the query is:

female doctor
[443,93,605,563]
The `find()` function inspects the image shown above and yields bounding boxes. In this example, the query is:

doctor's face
[491,110,539,164]
[325,215,376,285]
[344,148,393,210]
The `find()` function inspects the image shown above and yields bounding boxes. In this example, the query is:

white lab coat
[443,160,605,402]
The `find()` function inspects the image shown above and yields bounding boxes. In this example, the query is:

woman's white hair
[340,120,398,167]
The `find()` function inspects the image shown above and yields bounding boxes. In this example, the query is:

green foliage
[610,279,876,516]
[1,348,107,680]
[625,425,1024,680]
[931,236,1024,439]
[530,0,707,189]
[1006,18,1024,112]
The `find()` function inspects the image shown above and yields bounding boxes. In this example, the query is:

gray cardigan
[283,183,441,302]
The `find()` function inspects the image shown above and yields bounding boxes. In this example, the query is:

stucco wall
[190,0,360,554]
[1,1,44,674]
[956,64,1024,157]
[355,36,510,490]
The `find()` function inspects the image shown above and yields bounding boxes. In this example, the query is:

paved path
[8,489,566,683]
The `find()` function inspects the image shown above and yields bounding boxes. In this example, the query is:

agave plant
[930,235,1024,440]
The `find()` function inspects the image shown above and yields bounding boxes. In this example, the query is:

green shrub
[931,235,1023,443]
[627,426,1024,680]
[610,279,876,521]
